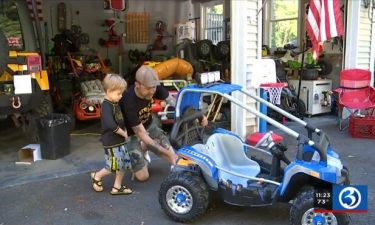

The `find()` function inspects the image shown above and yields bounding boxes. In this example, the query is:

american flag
[306,0,344,59]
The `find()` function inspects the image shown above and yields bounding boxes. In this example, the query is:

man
[119,65,178,181]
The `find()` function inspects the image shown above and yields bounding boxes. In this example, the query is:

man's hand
[199,116,208,126]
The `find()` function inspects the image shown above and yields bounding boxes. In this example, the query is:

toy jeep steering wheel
[254,131,274,149]
[170,109,206,149]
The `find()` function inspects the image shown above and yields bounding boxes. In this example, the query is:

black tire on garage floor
[22,92,53,143]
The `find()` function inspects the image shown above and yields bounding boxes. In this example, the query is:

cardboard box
[16,144,42,164]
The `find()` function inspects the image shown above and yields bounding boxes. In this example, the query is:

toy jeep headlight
[199,73,209,85]
[214,71,220,82]
[196,71,221,86]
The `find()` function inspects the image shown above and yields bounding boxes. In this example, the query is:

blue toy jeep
[158,82,350,225]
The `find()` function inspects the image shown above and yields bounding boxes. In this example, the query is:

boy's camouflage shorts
[104,145,131,172]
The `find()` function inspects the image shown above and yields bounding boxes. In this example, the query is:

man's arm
[132,124,165,154]
[132,124,178,164]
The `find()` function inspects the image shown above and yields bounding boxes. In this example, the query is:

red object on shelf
[349,115,375,139]
[109,0,126,11]
[246,132,284,146]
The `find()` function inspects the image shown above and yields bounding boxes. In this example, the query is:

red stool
[246,132,283,146]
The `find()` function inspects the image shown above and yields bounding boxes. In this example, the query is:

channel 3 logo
[333,185,368,213]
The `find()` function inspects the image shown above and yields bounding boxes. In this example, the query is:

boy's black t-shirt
[101,99,126,148]
[119,85,168,136]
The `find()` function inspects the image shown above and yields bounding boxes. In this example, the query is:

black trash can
[37,113,71,159]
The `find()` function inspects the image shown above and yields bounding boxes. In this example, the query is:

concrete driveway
[0,115,373,224]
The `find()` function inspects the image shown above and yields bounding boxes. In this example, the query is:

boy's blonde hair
[102,73,127,92]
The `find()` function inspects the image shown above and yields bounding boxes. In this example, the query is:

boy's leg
[91,168,111,192]
[111,170,132,194]
[91,147,115,191]
[94,168,112,180]
[110,145,133,194]
[113,171,125,190]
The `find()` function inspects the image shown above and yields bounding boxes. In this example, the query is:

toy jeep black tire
[159,171,209,223]
[290,188,350,225]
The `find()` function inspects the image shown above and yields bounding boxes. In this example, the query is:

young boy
[91,73,132,195]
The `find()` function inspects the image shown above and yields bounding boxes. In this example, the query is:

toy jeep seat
[80,79,105,104]
[246,132,283,146]
[193,133,260,186]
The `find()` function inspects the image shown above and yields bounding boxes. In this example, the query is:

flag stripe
[327,0,337,37]
[324,0,331,39]
[334,0,344,36]
[306,0,343,60]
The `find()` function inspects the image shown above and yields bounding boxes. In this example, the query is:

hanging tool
[30,0,47,68]
[57,2,67,32]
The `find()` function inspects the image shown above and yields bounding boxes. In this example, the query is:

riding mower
[158,79,350,224]
[65,50,106,121]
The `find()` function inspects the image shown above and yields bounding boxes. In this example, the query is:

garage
[0,0,373,223]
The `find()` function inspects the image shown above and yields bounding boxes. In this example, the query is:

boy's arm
[115,127,128,140]
[102,103,118,132]
[102,103,127,139]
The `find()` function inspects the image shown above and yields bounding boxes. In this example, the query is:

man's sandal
[110,186,133,195]
[91,172,103,192]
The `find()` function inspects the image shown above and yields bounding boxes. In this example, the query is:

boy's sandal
[91,172,103,192]
[110,186,133,195]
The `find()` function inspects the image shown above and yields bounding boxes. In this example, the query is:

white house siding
[357,6,373,70]
[245,0,261,135]
[345,1,375,85]
[231,0,261,138]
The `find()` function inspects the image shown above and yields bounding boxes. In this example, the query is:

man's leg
[147,123,178,164]
[128,136,150,182]
[133,165,149,182]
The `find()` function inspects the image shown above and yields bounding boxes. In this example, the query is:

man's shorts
[104,145,131,172]
[128,119,171,172]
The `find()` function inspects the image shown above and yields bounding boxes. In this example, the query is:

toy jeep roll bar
[172,82,328,163]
